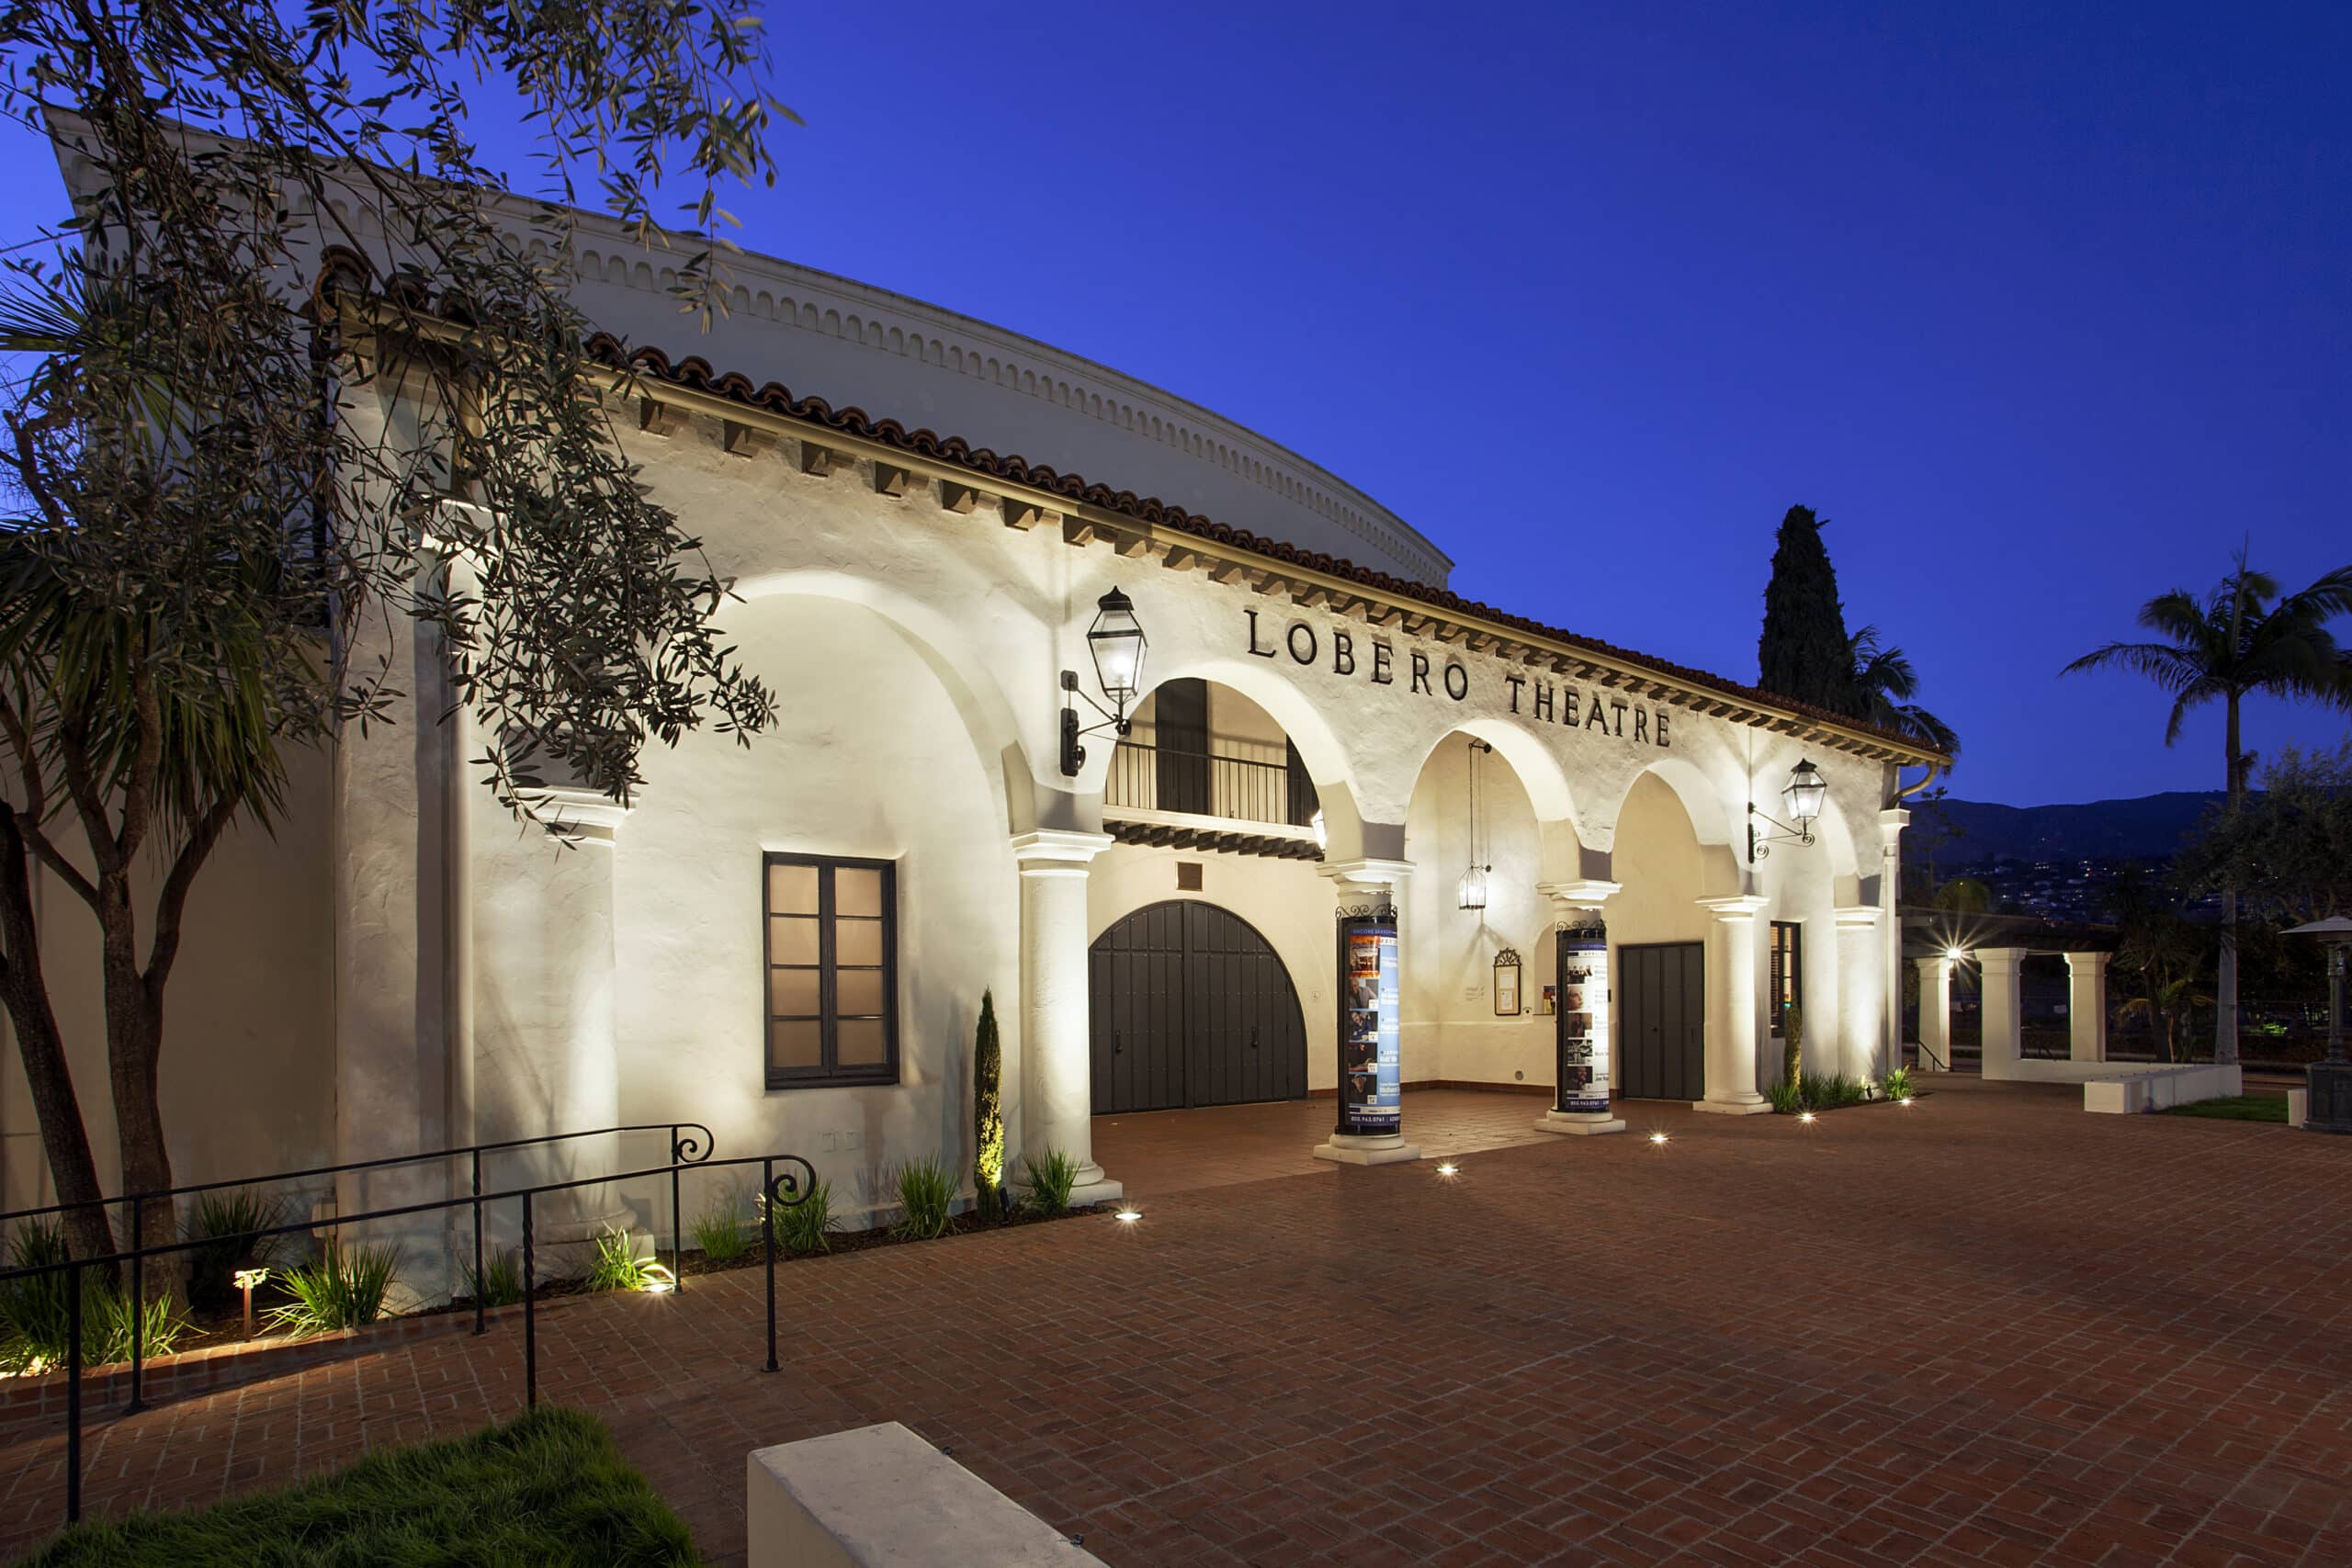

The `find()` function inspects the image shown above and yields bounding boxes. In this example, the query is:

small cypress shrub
[1781,1002,1804,1092]
[974,989,1005,1222]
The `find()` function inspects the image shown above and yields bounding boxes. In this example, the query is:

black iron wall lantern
[1747,759,1826,863]
[1060,587,1148,776]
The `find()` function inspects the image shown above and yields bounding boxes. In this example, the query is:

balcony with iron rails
[1102,739,1323,860]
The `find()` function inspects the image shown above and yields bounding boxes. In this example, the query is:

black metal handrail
[0,1122,716,1412]
[1105,739,1316,829]
[0,1149,817,1527]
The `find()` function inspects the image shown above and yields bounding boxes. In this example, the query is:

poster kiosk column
[1536,896,1627,1136]
[1313,903,1423,1167]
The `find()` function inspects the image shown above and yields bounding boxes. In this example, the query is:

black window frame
[762,852,900,1089]
[1769,919,1804,1037]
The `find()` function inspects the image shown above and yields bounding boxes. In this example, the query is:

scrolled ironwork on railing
[0,1120,723,1402]
[0,1145,815,1529]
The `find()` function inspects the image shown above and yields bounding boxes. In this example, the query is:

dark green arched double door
[1089,900,1306,1114]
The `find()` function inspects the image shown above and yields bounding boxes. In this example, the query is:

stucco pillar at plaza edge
[1916,955,1953,1072]
[469,787,632,1250]
[1834,907,1882,1081]
[1315,857,1421,1167]
[1979,947,2026,1079]
[1694,895,1772,1113]
[1534,879,1625,1136]
[1878,807,1908,1080]
[1012,829,1122,1204]
[2066,952,2110,1063]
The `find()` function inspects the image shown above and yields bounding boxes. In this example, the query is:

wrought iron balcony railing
[1105,739,1317,829]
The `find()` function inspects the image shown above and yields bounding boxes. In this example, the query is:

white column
[1314,859,1420,1166]
[2065,951,2109,1063]
[1878,807,1909,1081]
[1012,829,1121,1204]
[1979,947,2025,1079]
[1834,907,1881,1081]
[1916,955,1953,1072]
[1534,880,1624,1136]
[1694,895,1772,1114]
[469,787,632,1249]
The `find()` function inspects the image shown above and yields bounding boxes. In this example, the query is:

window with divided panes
[763,854,898,1088]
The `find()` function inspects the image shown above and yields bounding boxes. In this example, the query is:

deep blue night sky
[8,2,2345,804]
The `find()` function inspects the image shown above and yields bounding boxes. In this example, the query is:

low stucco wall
[1982,1055,2245,1113]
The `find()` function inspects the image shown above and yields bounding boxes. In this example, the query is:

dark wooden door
[1090,901,1306,1113]
[1619,942,1704,1101]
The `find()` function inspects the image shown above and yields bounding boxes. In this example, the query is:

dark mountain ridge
[1909,790,2225,867]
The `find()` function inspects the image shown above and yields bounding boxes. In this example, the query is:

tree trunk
[96,870,175,1296]
[0,813,117,1264]
[2215,696,2242,1065]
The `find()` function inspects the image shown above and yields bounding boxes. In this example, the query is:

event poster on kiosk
[1555,922,1611,1115]
[1339,917,1402,1135]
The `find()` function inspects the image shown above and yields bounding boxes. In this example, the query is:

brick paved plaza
[3,1079,2347,1565]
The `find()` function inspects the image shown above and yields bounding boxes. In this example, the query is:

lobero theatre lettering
[1244,609,1668,747]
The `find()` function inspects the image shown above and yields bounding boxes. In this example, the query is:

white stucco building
[0,197,1945,1280]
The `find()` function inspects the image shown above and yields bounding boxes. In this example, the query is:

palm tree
[1848,626,1960,757]
[2064,555,2352,1063]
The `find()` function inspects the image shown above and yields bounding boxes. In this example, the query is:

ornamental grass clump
[268,1241,401,1337]
[584,1229,671,1293]
[891,1157,954,1242]
[765,1177,837,1257]
[461,1248,525,1309]
[0,1220,190,1374]
[1023,1149,1080,1216]
[185,1189,287,1312]
[691,1201,753,1266]
[1883,1066,1915,1100]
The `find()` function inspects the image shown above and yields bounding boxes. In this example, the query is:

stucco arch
[1077,654,1370,856]
[732,569,1035,832]
[1400,719,1587,886]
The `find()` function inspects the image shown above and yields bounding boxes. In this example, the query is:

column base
[1313,1133,1422,1167]
[2305,1061,2352,1135]
[1691,1096,1773,1116]
[1017,1164,1123,1206]
[1533,1111,1626,1136]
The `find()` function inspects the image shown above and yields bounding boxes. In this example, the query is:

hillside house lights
[1459,739,1493,909]
[1747,759,1826,863]
[1060,587,1148,775]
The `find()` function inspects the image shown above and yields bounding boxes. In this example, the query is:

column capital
[1538,879,1621,909]
[1832,904,1881,930]
[1879,807,1911,832]
[1695,894,1770,922]
[542,785,634,845]
[1320,857,1413,897]
[1916,953,1953,973]
[1010,829,1114,876]
[1978,945,2026,975]
[2064,950,2112,973]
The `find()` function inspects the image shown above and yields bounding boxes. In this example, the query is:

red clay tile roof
[592,332,1946,761]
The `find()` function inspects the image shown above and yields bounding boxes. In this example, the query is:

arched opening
[1106,678,1323,842]
[1400,731,1556,1089]
[1607,771,1719,1101]
[1088,901,1307,1112]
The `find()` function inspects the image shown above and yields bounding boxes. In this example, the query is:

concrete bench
[748,1422,1104,1567]
[2080,1063,2244,1113]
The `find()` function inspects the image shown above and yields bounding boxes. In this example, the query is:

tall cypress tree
[1758,505,1861,715]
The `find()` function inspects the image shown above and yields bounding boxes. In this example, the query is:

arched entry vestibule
[1088,900,1308,1112]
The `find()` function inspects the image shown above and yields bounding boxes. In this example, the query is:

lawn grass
[2160,1094,2290,1123]
[20,1406,698,1567]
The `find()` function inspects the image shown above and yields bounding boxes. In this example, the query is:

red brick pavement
[4,1077,2349,1566]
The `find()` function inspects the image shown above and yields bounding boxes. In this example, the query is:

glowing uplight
[1435,1162,1460,1178]
[1114,1207,1142,1224]
[1797,1111,1818,1125]
[1647,1131,1669,1146]
[639,1263,678,1295]
[1899,1096,1915,1107]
